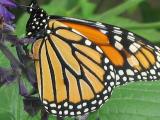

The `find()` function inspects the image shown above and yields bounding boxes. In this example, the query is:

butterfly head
[26,0,48,38]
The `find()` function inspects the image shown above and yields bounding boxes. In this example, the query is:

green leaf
[42,0,70,16]
[0,44,17,68]
[95,16,140,27]
[131,29,160,43]
[78,0,96,18]
[0,50,10,67]
[0,83,22,120]
[15,13,29,37]
[88,82,160,120]
[94,0,145,20]
[0,111,15,120]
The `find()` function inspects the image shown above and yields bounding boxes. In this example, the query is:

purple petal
[4,23,15,32]
[19,80,30,96]
[0,32,2,41]
[0,0,16,8]
[0,67,17,85]
[16,46,37,88]
[0,5,15,22]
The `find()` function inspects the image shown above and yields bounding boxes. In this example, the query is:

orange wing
[32,17,160,117]
[26,0,160,118]
[55,17,160,85]
[32,20,115,117]
[60,20,125,67]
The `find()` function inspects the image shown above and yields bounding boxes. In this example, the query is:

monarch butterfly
[26,0,160,118]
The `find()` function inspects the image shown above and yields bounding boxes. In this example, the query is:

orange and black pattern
[54,16,160,86]
[31,20,114,117]
[26,1,160,117]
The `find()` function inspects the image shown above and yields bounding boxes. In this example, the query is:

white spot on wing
[96,22,106,28]
[33,18,37,21]
[64,102,68,107]
[96,46,103,53]
[119,70,124,75]
[77,104,82,109]
[70,112,74,115]
[84,108,89,113]
[113,30,122,35]
[43,101,47,105]
[100,29,108,34]
[114,27,120,30]
[69,105,73,109]
[42,19,46,23]
[47,30,51,34]
[127,35,135,41]
[85,40,92,46]
[40,14,43,17]
[77,111,81,115]
[51,110,57,114]
[115,42,123,50]
[92,100,97,104]
[133,43,141,48]
[27,32,32,36]
[150,69,156,74]
[104,58,109,63]
[126,69,134,76]
[129,44,138,53]
[50,103,56,107]
[64,110,68,115]
[114,35,122,42]
[104,66,107,70]
[128,32,134,36]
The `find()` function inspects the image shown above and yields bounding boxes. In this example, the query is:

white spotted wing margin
[106,25,160,86]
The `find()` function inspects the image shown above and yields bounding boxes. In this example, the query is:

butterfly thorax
[26,2,49,38]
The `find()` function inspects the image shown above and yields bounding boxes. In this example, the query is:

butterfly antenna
[16,3,34,9]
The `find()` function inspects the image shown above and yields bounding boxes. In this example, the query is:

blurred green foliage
[1,0,160,120]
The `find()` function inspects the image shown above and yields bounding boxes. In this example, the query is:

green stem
[17,80,21,120]
[126,22,160,29]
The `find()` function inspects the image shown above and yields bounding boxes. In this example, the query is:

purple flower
[0,0,16,7]
[0,1,46,119]
[0,67,17,86]
[0,0,16,23]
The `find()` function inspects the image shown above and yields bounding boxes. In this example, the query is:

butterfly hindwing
[32,20,115,117]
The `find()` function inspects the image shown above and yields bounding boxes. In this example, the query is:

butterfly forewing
[53,17,160,86]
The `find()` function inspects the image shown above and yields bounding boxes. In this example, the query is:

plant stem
[126,22,160,29]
